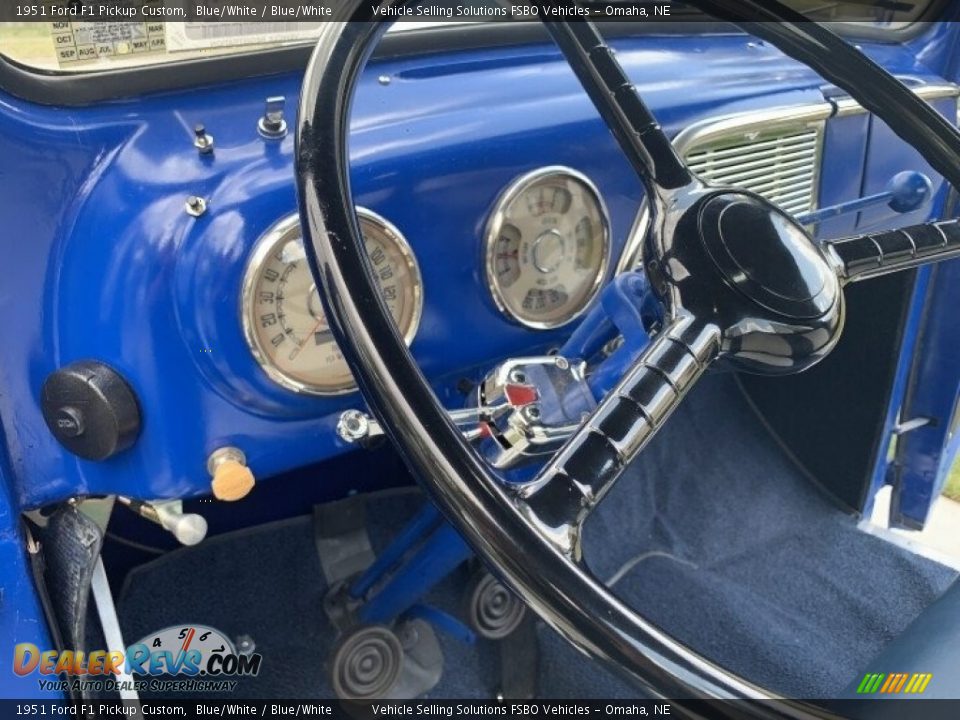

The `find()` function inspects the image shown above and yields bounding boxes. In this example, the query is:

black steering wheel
[296,0,960,710]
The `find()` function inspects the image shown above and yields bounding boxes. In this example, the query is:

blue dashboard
[0,23,958,510]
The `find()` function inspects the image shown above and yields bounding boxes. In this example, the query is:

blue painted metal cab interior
[1,6,959,703]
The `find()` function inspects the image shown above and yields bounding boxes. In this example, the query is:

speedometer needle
[289,317,327,361]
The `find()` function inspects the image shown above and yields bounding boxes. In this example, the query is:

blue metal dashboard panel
[0,28,955,509]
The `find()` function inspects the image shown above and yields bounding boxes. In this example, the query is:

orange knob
[207,448,255,502]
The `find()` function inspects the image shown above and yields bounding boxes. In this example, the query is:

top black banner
[0,0,938,24]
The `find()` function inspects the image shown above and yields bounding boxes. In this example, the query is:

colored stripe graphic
[894,674,908,693]
[856,673,885,694]
[906,673,933,693]
[880,674,896,693]
[855,672,932,694]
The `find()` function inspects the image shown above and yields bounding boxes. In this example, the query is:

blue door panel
[890,258,960,529]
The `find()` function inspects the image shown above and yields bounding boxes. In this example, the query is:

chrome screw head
[337,410,370,443]
[185,196,208,217]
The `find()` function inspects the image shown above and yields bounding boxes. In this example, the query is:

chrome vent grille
[683,126,822,216]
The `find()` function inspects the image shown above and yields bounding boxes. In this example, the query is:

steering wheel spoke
[541,19,694,192]
[825,218,960,284]
[518,315,720,560]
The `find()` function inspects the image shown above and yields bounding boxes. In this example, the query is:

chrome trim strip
[615,201,651,275]
[672,103,833,157]
[92,558,139,702]
[835,81,960,116]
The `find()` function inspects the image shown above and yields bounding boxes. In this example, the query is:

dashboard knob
[118,497,208,547]
[207,447,255,501]
[258,96,287,139]
[40,361,141,461]
[157,508,209,546]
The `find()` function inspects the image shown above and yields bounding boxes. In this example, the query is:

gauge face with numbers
[242,209,423,395]
[133,625,235,660]
[485,167,611,329]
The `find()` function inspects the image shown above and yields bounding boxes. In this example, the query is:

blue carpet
[117,375,956,699]
[552,373,957,698]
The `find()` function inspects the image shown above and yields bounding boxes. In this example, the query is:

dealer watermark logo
[856,672,933,695]
[13,624,261,693]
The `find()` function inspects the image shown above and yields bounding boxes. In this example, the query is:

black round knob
[41,361,141,461]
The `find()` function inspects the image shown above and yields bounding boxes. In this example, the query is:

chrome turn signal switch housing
[474,355,596,470]
[335,354,593,471]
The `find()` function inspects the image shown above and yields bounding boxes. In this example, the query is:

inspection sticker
[50,18,165,64]
[47,1,322,66]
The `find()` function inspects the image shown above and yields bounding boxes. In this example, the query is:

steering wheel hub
[698,193,839,320]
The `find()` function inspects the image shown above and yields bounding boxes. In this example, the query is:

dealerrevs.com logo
[13,625,262,693]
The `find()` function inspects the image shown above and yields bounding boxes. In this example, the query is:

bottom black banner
[3,700,960,720]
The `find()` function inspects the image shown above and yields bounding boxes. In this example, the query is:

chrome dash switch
[258,96,287,139]
[193,124,214,154]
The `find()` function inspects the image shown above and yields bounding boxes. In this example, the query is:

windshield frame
[0,14,948,107]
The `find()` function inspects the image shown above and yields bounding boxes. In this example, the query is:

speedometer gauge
[485,167,610,329]
[242,209,423,395]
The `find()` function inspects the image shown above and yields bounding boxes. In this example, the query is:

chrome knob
[155,505,208,547]
[258,96,287,139]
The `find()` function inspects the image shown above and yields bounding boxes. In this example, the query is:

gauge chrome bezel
[241,207,423,396]
[484,166,611,330]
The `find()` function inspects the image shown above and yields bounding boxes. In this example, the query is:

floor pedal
[313,497,376,587]
[499,614,539,699]
[330,619,443,700]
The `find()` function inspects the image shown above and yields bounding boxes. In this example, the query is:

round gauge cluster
[485,167,610,328]
[242,209,422,395]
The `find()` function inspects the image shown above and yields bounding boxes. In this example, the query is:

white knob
[156,506,208,546]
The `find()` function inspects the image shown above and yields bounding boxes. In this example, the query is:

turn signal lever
[337,354,596,471]
[337,406,487,446]
[117,496,208,546]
